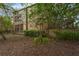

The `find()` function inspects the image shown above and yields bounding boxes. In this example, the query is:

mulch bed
[0,34,79,56]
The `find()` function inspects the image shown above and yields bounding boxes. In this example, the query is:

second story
[12,8,27,25]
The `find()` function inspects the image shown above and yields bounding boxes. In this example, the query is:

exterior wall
[12,4,39,32]
[27,6,48,31]
[15,24,23,32]
[27,7,37,30]
[13,9,27,32]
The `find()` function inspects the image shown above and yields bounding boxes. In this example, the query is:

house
[12,4,37,32]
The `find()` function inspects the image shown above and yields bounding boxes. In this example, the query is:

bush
[55,30,79,41]
[24,30,47,37]
[24,30,39,37]
[33,36,48,45]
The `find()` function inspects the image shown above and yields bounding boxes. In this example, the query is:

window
[14,14,22,22]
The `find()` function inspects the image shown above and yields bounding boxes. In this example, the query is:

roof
[13,4,37,13]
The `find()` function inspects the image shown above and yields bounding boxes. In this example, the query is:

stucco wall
[13,9,26,31]
[12,4,39,32]
[27,7,37,30]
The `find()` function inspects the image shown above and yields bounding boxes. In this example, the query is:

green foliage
[24,30,48,45]
[3,16,12,29]
[0,3,14,33]
[0,16,12,32]
[24,30,40,37]
[33,36,48,45]
[29,3,79,29]
[24,30,47,37]
[0,3,4,8]
[0,3,16,10]
[55,30,79,41]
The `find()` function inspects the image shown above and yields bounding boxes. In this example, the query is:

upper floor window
[14,14,22,22]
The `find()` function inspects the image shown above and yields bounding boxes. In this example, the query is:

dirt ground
[0,34,79,56]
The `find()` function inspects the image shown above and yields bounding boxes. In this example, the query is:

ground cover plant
[24,30,49,44]
[54,30,79,41]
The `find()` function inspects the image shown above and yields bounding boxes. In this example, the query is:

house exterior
[12,8,26,32]
[12,4,37,32]
[12,4,49,32]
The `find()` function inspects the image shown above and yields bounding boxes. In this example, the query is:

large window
[14,14,22,22]
[15,24,23,32]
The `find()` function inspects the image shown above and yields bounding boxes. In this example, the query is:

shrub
[33,36,48,45]
[24,30,47,37]
[55,30,79,41]
[24,30,40,37]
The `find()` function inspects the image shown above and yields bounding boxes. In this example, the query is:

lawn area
[0,34,79,56]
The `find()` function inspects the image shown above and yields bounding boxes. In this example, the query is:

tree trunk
[26,8,28,30]
[0,32,6,40]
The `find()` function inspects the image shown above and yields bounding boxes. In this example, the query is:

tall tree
[29,3,79,30]
[0,3,14,40]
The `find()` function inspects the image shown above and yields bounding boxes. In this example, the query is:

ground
[0,34,79,56]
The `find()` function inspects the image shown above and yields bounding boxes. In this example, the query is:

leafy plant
[29,3,79,30]
[24,30,47,37]
[33,36,48,45]
[55,30,79,41]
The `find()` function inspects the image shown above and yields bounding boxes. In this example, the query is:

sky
[0,3,34,16]
[11,3,25,10]
[0,3,23,16]
[11,3,35,10]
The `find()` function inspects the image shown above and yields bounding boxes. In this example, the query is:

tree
[0,16,6,40]
[0,3,14,40]
[29,3,79,30]
[0,3,28,40]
